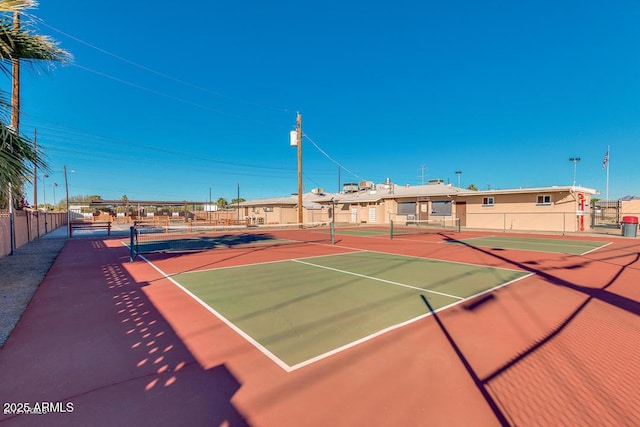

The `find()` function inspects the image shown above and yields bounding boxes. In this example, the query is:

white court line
[288,271,534,371]
[327,247,525,273]
[462,235,607,248]
[137,254,294,372]
[581,241,613,256]
[451,236,610,256]
[175,247,369,276]
[452,235,499,242]
[375,235,446,245]
[292,259,464,301]
[136,246,533,373]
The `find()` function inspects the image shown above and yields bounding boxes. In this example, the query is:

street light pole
[42,174,49,209]
[64,166,70,237]
[455,171,462,188]
[569,157,581,187]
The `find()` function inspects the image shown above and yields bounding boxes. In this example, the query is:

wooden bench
[70,221,112,237]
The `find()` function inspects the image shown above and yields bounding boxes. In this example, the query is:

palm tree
[0,0,70,208]
[216,197,228,209]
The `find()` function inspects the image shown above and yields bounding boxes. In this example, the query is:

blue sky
[14,1,640,204]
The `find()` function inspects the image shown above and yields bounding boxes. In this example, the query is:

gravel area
[0,235,67,348]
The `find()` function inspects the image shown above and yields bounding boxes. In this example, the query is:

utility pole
[8,11,21,255]
[296,112,303,225]
[11,12,20,132]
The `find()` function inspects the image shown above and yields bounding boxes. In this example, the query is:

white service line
[292,258,464,300]
[138,254,295,372]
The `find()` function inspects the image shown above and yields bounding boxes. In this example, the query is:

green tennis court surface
[169,251,529,369]
[332,227,388,237]
[451,236,608,255]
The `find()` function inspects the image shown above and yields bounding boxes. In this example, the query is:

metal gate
[591,200,621,228]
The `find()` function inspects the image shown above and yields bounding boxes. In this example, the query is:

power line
[302,133,365,182]
[72,63,238,117]
[21,115,293,172]
[25,12,292,114]
[19,15,362,198]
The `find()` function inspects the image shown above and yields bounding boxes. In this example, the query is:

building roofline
[455,185,597,196]
[238,184,598,206]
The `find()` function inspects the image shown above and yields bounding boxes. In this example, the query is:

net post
[390,220,394,240]
[457,217,461,233]
[330,221,335,245]
[129,226,135,262]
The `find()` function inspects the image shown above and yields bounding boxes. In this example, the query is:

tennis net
[390,218,460,239]
[128,221,332,261]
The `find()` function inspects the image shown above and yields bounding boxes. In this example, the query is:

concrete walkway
[1,224,130,348]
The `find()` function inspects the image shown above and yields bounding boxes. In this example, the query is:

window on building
[536,195,551,205]
[482,197,494,206]
[431,200,452,216]
[397,201,417,215]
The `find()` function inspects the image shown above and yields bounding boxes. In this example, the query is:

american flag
[602,151,609,169]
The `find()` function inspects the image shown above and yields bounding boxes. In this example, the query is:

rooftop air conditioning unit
[359,181,374,190]
[343,183,359,193]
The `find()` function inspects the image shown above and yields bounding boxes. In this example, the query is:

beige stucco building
[239,182,599,234]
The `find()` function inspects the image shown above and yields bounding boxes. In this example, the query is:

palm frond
[0,18,71,63]
[0,19,14,60]
[0,1,69,206]
[0,122,46,190]
[0,1,37,12]
[0,89,11,126]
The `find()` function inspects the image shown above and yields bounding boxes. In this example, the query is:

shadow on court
[426,234,640,426]
[421,294,511,427]
[134,232,278,254]
[0,238,250,426]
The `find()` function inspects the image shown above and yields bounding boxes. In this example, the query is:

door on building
[351,208,358,223]
[456,201,467,227]
[368,207,377,223]
[419,202,429,220]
